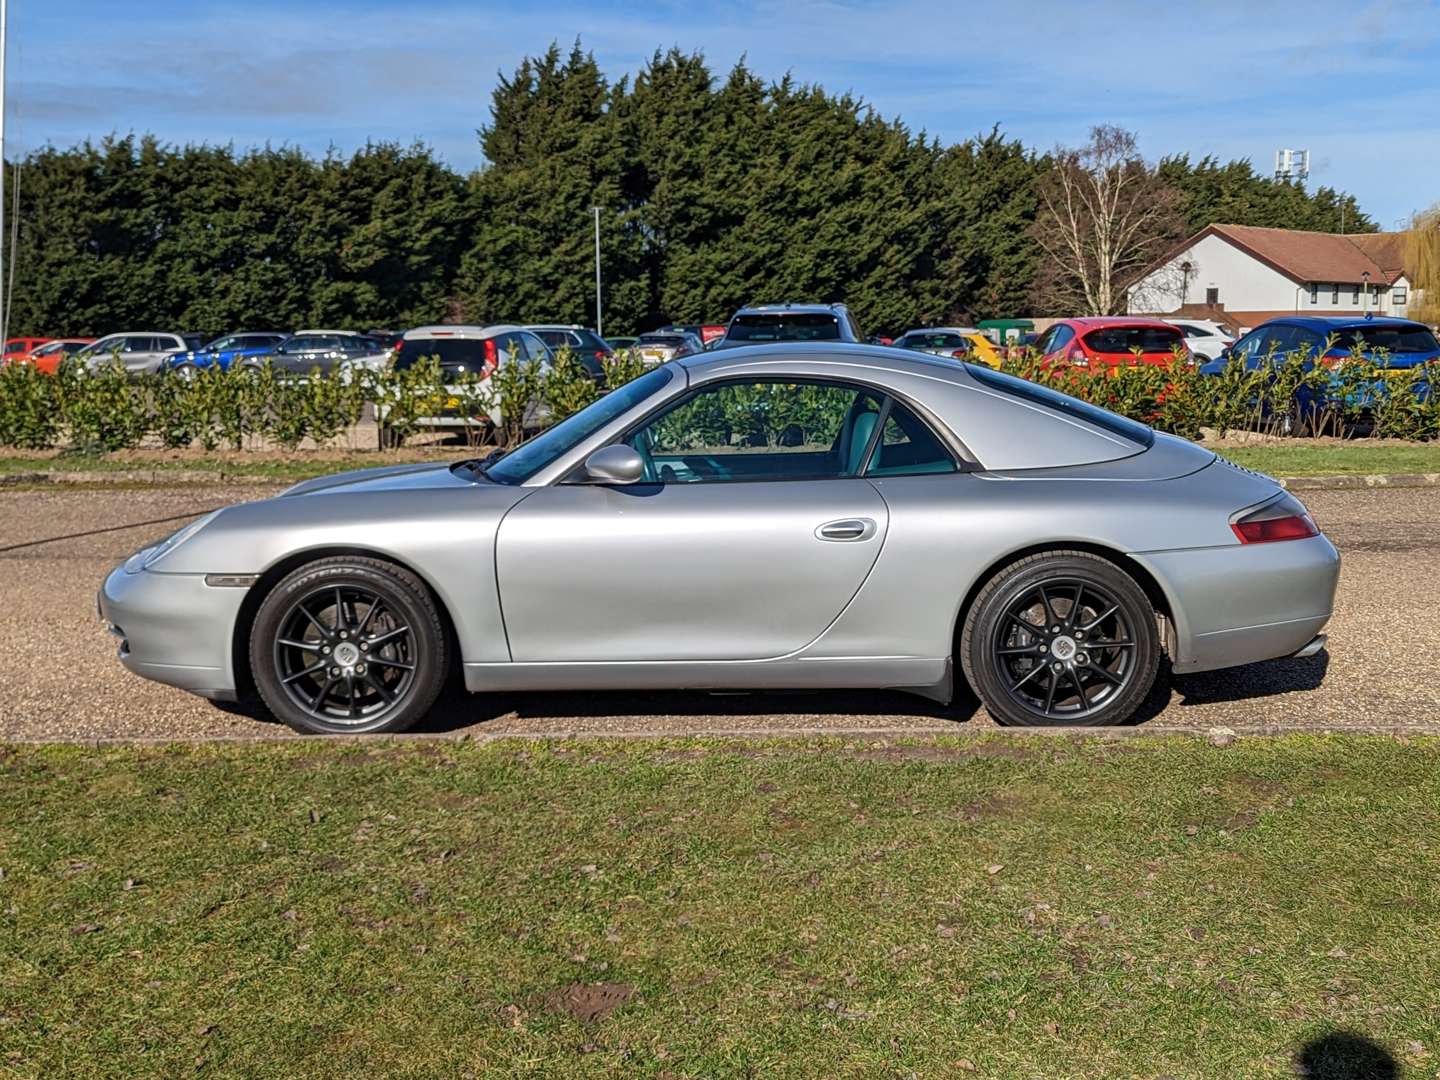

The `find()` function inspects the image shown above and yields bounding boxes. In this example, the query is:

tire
[960,551,1160,727]
[249,557,448,735]
[172,362,200,381]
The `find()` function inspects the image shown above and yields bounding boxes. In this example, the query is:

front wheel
[249,557,448,734]
[961,551,1160,727]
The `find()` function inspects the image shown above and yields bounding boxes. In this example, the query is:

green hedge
[0,348,648,452]
[994,341,1439,442]
[0,341,1434,454]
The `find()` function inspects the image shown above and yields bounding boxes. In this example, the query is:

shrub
[57,360,148,452]
[0,361,62,448]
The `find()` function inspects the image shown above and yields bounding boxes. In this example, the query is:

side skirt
[461,655,949,699]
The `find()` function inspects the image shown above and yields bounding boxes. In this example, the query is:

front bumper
[97,564,249,700]
[1135,533,1341,674]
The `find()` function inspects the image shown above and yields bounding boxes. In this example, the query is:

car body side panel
[98,567,248,698]
[1132,536,1338,672]
[494,479,890,662]
[797,459,1334,679]
[151,467,530,675]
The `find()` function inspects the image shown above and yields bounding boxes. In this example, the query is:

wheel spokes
[276,583,417,725]
[366,625,410,648]
[994,576,1137,721]
[367,655,415,672]
[282,659,327,685]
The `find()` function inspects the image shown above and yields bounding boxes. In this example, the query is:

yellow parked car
[892,327,1002,367]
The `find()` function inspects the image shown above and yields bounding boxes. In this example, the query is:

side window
[1232,331,1264,360]
[865,402,956,478]
[1265,327,1300,354]
[525,333,555,364]
[1290,328,1322,357]
[630,380,883,484]
[1050,326,1075,351]
[1034,328,1055,353]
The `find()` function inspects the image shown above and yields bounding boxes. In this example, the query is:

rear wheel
[249,557,448,735]
[961,551,1160,727]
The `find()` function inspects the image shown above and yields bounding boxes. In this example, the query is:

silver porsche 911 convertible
[99,344,1340,734]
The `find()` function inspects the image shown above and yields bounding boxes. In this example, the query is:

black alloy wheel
[962,551,1160,727]
[250,557,447,735]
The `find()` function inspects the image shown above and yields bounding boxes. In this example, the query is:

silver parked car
[98,343,1339,735]
[77,332,203,375]
[632,330,703,366]
[365,324,556,430]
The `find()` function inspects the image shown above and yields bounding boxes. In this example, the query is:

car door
[118,335,160,374]
[494,377,892,663]
[277,335,324,374]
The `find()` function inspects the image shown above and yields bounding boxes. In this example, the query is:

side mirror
[583,444,645,485]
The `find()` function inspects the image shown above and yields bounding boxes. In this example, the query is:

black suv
[719,303,863,346]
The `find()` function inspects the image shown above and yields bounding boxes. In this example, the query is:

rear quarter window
[964,365,1154,448]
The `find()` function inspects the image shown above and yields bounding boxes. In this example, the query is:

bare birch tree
[1031,126,1184,315]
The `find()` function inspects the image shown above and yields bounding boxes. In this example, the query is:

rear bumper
[1134,533,1340,673]
[97,565,247,700]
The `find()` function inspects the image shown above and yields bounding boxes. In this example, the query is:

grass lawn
[2,735,1437,1078]
[1213,441,1440,478]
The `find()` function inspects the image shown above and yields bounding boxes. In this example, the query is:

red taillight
[1231,494,1319,544]
[482,338,498,376]
[950,348,968,359]
[595,349,606,362]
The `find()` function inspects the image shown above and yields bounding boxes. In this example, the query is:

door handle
[816,517,876,542]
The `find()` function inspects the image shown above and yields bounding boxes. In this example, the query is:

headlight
[125,511,221,573]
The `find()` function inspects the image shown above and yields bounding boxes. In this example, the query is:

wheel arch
[950,540,1177,694]
[229,545,462,704]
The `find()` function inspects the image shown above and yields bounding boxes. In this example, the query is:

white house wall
[1129,234,1301,313]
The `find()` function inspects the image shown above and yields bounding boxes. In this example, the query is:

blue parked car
[1199,315,1439,409]
[164,332,290,378]
[1199,316,1440,376]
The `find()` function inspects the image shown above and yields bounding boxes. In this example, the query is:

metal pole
[0,0,9,339]
[591,206,602,339]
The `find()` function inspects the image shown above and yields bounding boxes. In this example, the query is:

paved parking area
[0,482,1435,741]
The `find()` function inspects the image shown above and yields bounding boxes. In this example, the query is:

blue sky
[11,0,1439,225]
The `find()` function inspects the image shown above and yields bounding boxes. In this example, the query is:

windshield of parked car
[965,364,1155,448]
[1335,325,1440,354]
[636,334,689,348]
[725,313,842,342]
[1082,326,1184,354]
[483,365,676,485]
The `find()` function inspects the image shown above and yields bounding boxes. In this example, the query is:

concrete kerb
[5,721,1438,749]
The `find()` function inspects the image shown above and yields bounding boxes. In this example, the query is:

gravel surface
[1,483,1435,741]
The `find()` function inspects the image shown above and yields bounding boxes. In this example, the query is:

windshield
[1336,325,1440,354]
[725,313,841,342]
[484,365,675,485]
[1082,326,1184,354]
[637,335,688,347]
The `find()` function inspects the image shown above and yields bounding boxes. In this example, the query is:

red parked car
[18,338,96,375]
[2,336,51,360]
[1034,318,1188,368]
